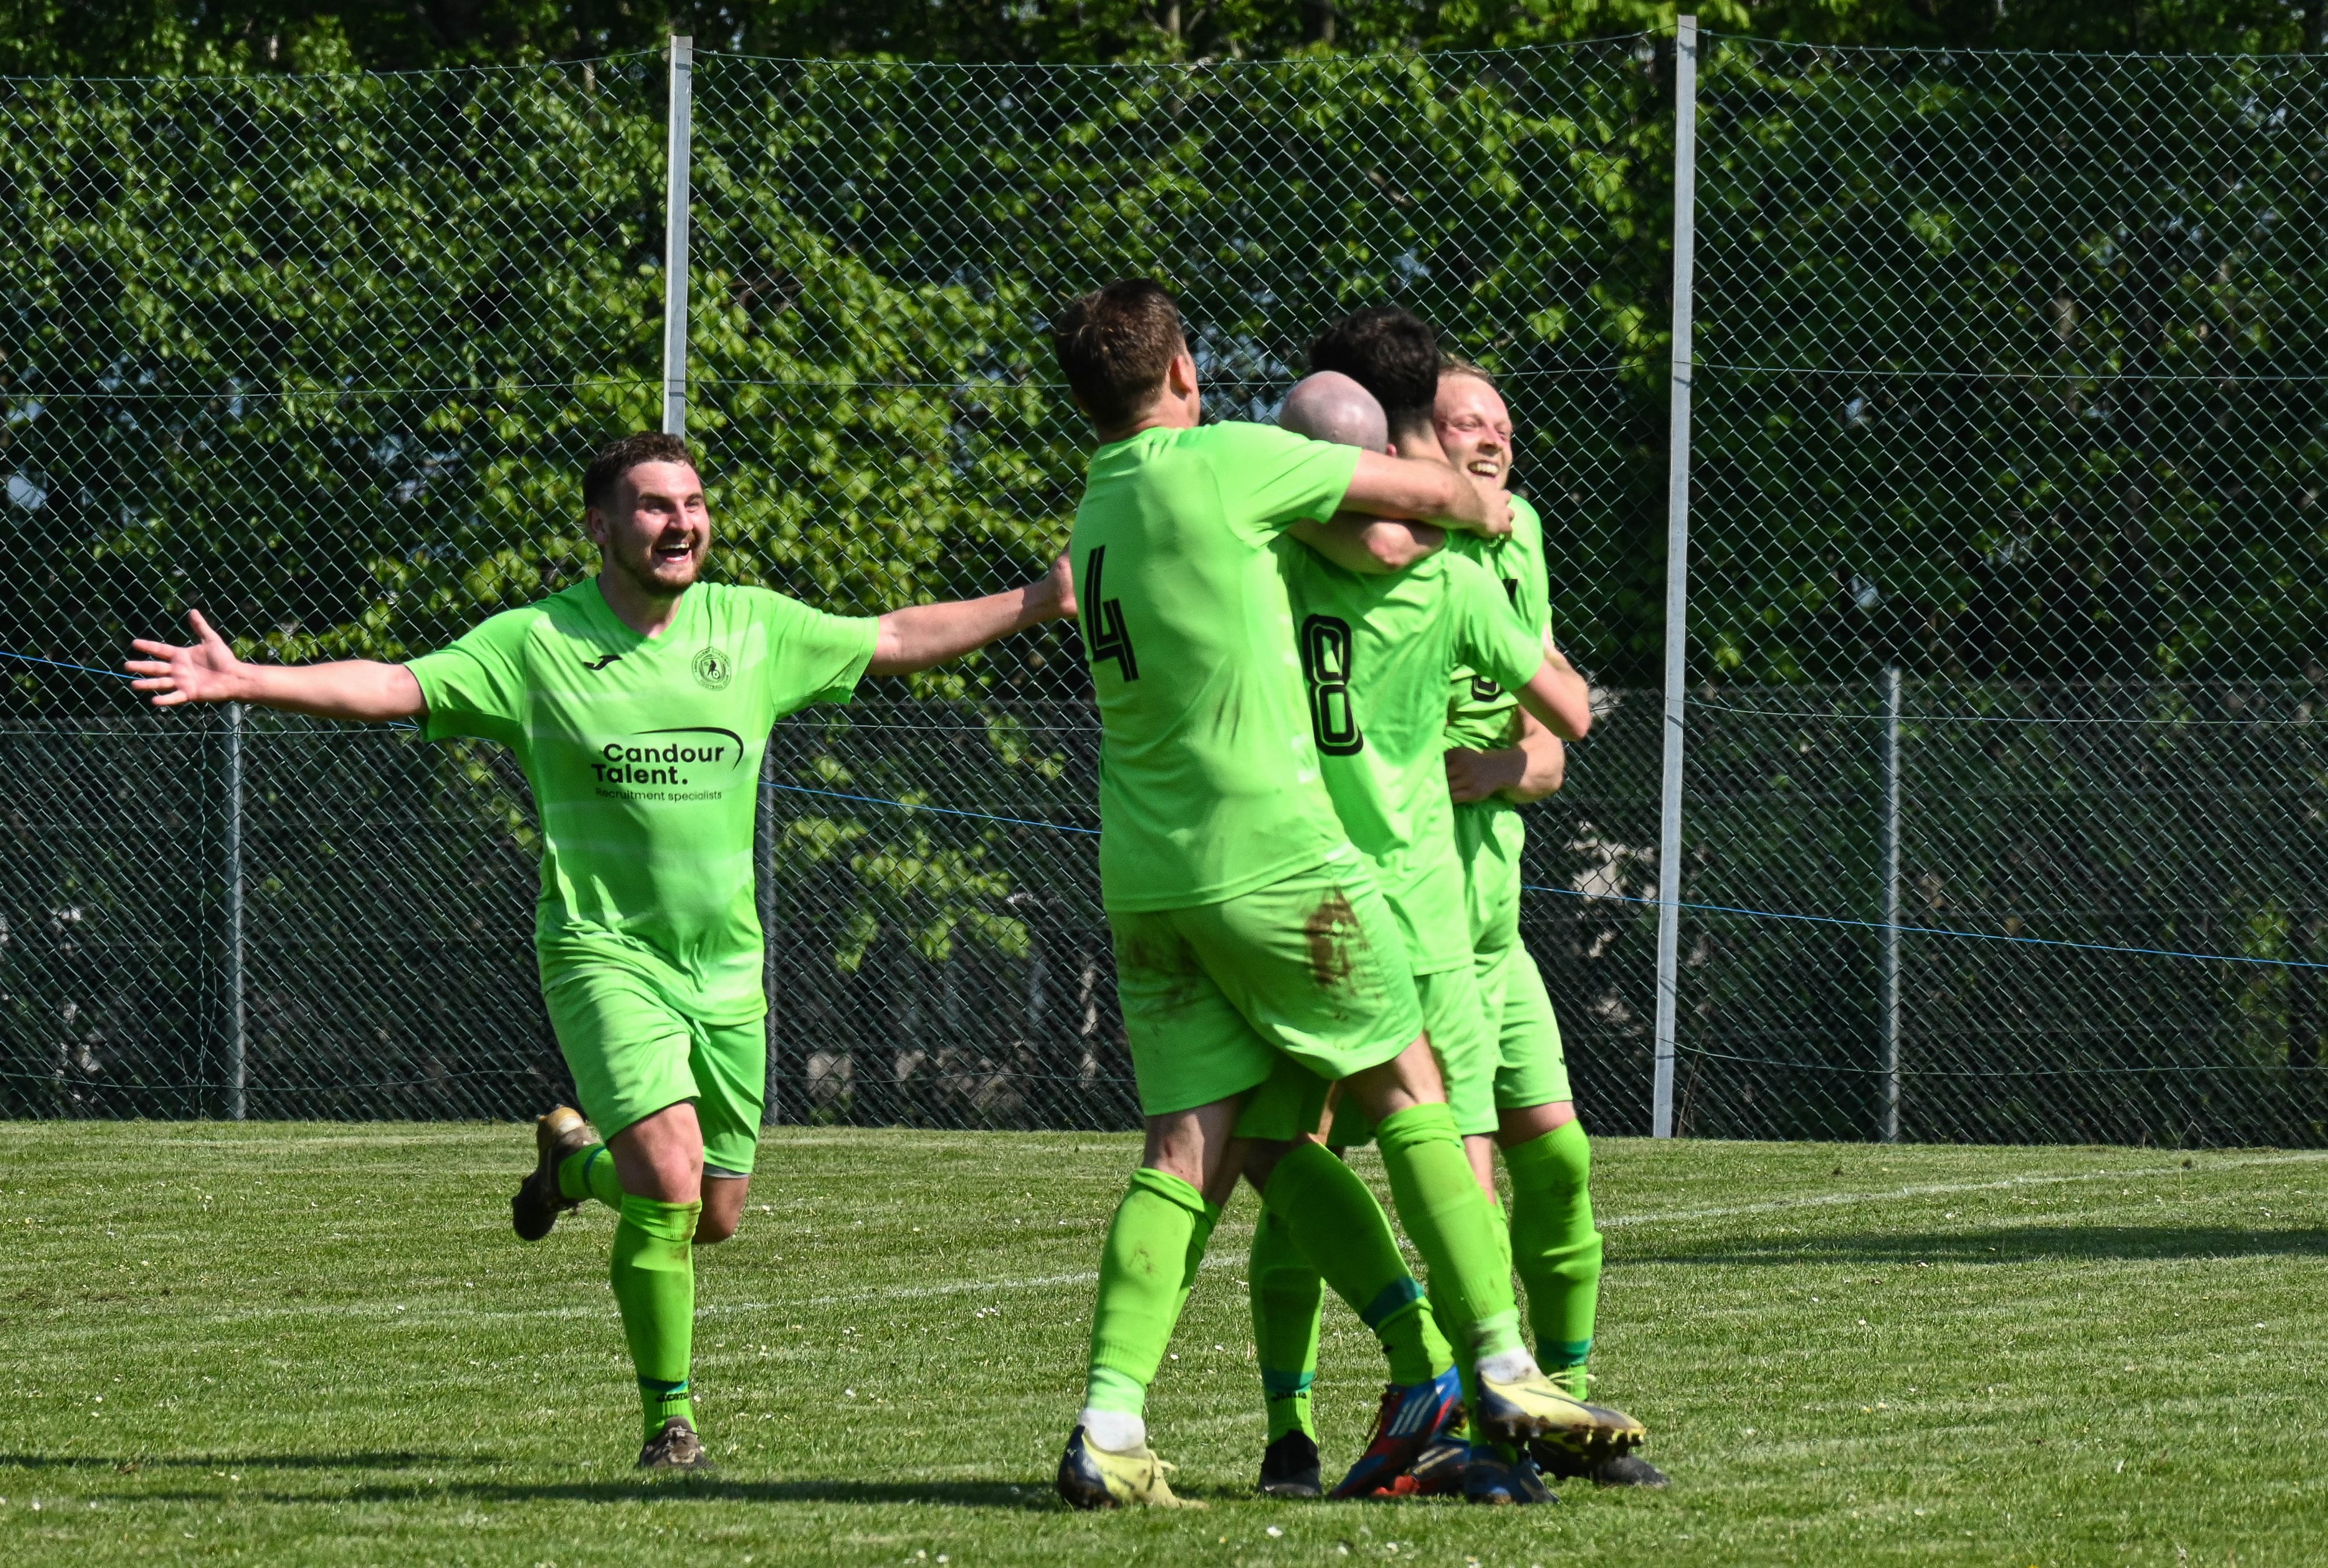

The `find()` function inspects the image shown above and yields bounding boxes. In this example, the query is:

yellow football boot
[1055,1425,1204,1509]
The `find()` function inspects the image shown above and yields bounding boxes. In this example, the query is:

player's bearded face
[1433,377,1514,488]
[596,460,710,596]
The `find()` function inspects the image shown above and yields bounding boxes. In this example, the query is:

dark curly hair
[1309,307,1441,435]
[582,431,700,513]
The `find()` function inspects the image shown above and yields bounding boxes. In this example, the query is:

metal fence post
[1880,666,1902,1142]
[1651,15,1700,1139]
[760,742,780,1125]
[223,702,246,1121]
[662,34,693,438]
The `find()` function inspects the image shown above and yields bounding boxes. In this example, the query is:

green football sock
[1248,1206,1323,1441]
[558,1143,623,1210]
[1375,1103,1525,1363]
[610,1193,700,1441]
[1176,1196,1224,1323]
[1265,1139,1453,1386]
[1084,1167,1212,1420]
[1442,1196,1507,1443]
[1506,1119,1603,1397]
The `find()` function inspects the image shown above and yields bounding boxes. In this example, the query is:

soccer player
[125,432,1076,1471]
[1433,356,1668,1489]
[1047,279,1606,1511]
[1244,319,1638,1507]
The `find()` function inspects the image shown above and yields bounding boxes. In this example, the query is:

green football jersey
[1069,421,1362,911]
[1285,549,1543,973]
[406,578,878,1024]
[1444,492,1552,751]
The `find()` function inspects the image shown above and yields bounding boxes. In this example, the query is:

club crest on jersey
[692,646,732,689]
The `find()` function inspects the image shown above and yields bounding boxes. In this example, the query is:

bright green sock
[1265,1140,1453,1386]
[1175,1197,1224,1322]
[1506,1119,1603,1398]
[1375,1103,1525,1363]
[610,1193,700,1441]
[1084,1168,1211,1420]
[558,1143,623,1209]
[1248,1207,1323,1441]
[1445,1197,1508,1442]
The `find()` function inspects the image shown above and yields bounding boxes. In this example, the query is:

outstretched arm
[1446,708,1568,806]
[867,554,1077,677]
[1341,451,1511,538]
[127,610,424,722]
[1287,515,1447,575]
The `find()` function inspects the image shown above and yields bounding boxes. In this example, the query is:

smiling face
[586,459,710,600]
[1433,373,1515,488]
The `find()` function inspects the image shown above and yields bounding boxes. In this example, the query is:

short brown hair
[1438,354,1499,392]
[583,432,699,513]
[1053,280,1186,430]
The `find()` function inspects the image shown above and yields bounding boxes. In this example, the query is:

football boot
[512,1105,598,1242]
[1328,1365,1465,1499]
[1056,1425,1200,1509]
[1379,1432,1470,1498]
[1462,1445,1557,1505]
[1257,1430,1322,1499]
[636,1416,715,1473]
[1474,1364,1645,1458]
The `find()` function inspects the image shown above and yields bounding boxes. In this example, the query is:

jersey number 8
[1299,614,1363,755]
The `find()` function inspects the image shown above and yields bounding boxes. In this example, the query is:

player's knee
[694,1211,739,1245]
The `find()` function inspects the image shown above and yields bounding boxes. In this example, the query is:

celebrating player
[1046,279,1605,1510]
[1429,354,1668,1488]
[1242,316,1640,1506]
[126,432,1076,1471]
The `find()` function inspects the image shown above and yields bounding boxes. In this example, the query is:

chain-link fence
[5,33,2321,1143]
[1680,38,2328,1145]
[2,40,1667,1127]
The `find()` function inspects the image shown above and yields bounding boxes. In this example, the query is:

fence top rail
[696,35,1656,71]
[1705,30,2328,63]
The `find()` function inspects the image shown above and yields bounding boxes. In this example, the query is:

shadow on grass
[0,1451,464,1472]
[1628,1224,2328,1267]
[436,1478,1050,1509]
[55,1477,1059,1511]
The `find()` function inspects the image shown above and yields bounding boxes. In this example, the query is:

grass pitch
[3,1126,2326,1565]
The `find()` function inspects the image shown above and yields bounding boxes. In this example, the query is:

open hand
[126,609,244,706]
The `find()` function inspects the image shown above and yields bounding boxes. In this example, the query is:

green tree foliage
[9,0,2321,78]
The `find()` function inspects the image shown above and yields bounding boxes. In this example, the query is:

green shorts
[1454,800,1572,1113]
[1110,855,1423,1139]
[540,964,765,1176]
[1328,962,1499,1145]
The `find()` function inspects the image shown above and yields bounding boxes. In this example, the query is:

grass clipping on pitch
[2,1126,2325,1565]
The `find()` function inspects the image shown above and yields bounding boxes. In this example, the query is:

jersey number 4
[1082,547,1139,682]
[1299,614,1363,755]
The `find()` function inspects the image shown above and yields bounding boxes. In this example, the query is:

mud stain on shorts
[1303,890,1363,991]
[1121,926,1206,1008]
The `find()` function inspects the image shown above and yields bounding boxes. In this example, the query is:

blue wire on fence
[759,776,2328,975]
[2,648,138,679]
[15,645,2325,975]
[1515,883,2328,973]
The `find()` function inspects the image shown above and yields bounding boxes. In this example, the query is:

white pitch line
[718,1151,2328,1313]
[1598,1148,2328,1230]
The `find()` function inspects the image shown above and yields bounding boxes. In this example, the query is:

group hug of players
[123,280,1660,1508]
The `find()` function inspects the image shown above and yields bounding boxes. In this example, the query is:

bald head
[1278,371,1388,453]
